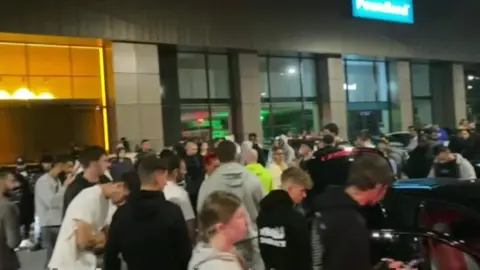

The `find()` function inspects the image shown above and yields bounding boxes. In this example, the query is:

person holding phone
[310,152,416,270]
[34,154,75,268]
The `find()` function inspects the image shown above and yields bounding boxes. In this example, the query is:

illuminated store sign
[352,0,414,24]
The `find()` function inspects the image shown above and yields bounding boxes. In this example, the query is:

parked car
[371,131,412,149]
[368,178,480,269]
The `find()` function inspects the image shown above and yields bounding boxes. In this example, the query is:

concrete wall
[317,57,348,139]
[397,61,414,130]
[0,0,479,62]
[237,53,263,140]
[112,42,164,149]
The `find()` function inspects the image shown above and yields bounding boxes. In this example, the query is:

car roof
[391,178,480,211]
[394,178,480,189]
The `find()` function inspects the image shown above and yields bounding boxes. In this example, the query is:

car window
[387,133,411,147]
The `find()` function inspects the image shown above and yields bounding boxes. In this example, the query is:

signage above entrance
[352,0,414,24]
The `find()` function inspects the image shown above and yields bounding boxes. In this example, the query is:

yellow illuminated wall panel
[0,36,111,161]
[0,44,27,75]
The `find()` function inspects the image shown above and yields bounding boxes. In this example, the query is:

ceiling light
[0,90,10,100]
[468,75,475,81]
[286,67,296,75]
[37,93,55,99]
[12,88,36,100]
[343,83,357,90]
[261,92,266,96]
[468,85,473,90]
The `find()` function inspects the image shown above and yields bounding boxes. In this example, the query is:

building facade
[0,0,477,155]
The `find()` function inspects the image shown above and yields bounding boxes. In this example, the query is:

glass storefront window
[180,104,230,139]
[260,55,317,139]
[413,99,433,127]
[267,57,301,98]
[177,52,231,140]
[208,54,230,99]
[345,58,395,137]
[411,63,433,127]
[178,53,230,99]
[411,63,431,97]
[345,60,376,102]
[178,53,208,99]
[465,68,480,121]
[347,109,390,136]
[388,61,402,132]
[303,102,320,133]
[270,102,304,135]
[345,60,390,103]
[301,59,316,97]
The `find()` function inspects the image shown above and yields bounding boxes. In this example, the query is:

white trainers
[18,239,34,249]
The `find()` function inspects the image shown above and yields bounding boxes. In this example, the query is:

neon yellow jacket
[246,163,274,194]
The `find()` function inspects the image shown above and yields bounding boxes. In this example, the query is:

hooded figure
[428,147,477,180]
[266,135,295,166]
[196,140,265,270]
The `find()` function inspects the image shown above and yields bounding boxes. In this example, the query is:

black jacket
[184,154,205,195]
[256,190,312,270]
[10,172,34,223]
[63,173,110,216]
[304,146,351,214]
[458,133,480,162]
[104,190,192,270]
[311,187,371,270]
[404,145,434,178]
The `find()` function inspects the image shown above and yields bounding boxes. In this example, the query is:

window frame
[177,51,231,138]
[260,54,317,138]
[409,62,434,127]
[344,58,394,136]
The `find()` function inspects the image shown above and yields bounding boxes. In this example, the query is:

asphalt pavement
[18,249,128,270]
[18,249,47,270]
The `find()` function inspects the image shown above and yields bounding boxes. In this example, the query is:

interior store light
[343,83,357,91]
[286,67,297,75]
[37,93,55,99]
[0,90,10,99]
[12,88,36,99]
[0,88,56,100]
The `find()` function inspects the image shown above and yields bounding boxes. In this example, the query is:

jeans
[41,226,60,269]
[34,216,41,243]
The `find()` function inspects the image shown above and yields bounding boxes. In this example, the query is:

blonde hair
[281,167,313,189]
[198,191,242,242]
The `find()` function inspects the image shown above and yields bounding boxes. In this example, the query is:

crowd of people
[0,120,479,270]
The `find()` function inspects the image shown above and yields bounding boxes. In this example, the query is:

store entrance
[348,110,384,138]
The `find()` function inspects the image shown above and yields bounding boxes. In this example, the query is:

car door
[387,132,411,148]
[370,229,480,270]
[419,199,480,270]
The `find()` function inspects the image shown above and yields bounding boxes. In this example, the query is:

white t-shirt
[164,181,195,221]
[48,185,110,270]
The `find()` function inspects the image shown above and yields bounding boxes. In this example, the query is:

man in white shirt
[48,177,129,270]
[163,155,196,242]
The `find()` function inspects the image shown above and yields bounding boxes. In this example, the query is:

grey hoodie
[188,242,244,270]
[197,162,265,226]
[428,153,477,180]
[196,162,265,270]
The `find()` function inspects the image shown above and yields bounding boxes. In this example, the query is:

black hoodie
[304,146,351,215]
[311,187,371,270]
[256,190,312,270]
[104,190,192,270]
